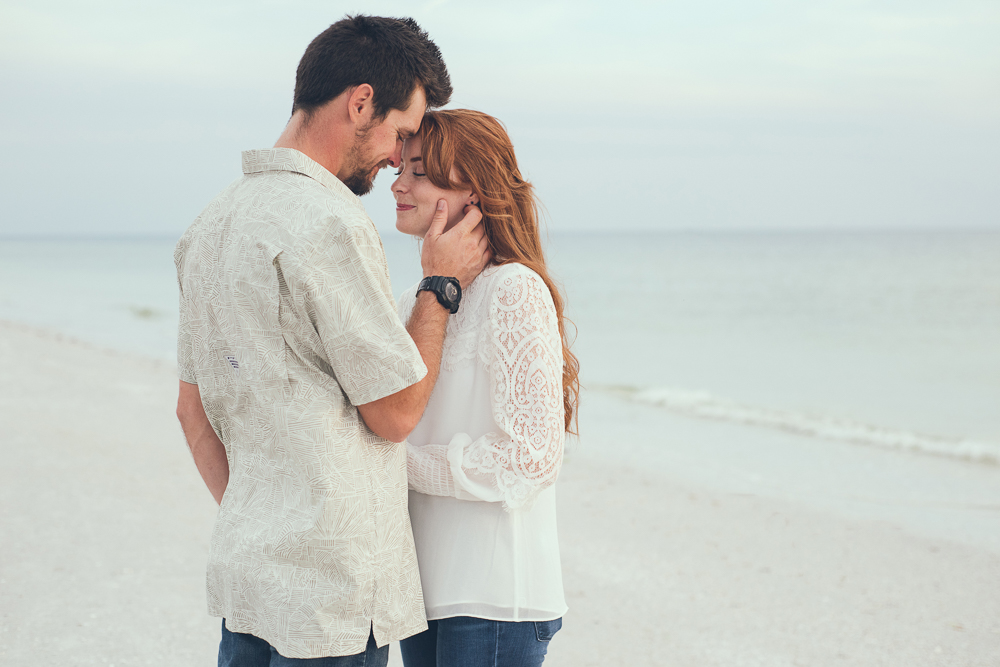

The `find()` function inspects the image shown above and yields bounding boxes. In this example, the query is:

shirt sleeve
[406,268,565,510]
[175,239,198,385]
[291,220,427,406]
[396,282,419,326]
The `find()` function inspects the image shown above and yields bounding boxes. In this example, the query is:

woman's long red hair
[416,109,580,433]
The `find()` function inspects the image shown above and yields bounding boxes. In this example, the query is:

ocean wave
[600,385,1000,465]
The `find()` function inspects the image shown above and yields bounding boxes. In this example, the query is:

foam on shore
[602,385,1000,465]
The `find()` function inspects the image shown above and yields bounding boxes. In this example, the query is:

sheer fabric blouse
[397,262,568,622]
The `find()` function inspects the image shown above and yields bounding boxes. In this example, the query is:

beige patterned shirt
[174,148,428,659]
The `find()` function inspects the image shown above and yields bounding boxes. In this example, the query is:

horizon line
[2,225,999,242]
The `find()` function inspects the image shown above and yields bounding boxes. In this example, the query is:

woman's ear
[469,193,480,206]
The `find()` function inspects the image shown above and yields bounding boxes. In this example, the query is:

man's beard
[341,159,383,196]
[341,123,386,196]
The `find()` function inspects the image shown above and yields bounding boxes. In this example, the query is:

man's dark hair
[293,15,452,120]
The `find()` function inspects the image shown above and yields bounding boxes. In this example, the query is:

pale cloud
[4,0,997,113]
[0,0,997,235]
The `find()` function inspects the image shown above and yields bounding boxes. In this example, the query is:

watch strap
[417,276,462,314]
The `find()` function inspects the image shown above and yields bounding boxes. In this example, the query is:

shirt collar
[241,148,363,207]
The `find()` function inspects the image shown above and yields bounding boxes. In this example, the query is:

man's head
[289,15,452,195]
[338,85,426,196]
[295,15,451,120]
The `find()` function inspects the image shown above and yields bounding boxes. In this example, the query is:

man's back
[175,148,427,658]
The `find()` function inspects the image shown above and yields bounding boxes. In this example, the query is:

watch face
[445,282,458,301]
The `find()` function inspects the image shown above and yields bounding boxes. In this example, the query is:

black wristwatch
[417,276,462,314]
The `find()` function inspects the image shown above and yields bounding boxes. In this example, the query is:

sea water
[1,230,997,464]
[547,231,1000,462]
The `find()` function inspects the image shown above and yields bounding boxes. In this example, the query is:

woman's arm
[406,268,565,510]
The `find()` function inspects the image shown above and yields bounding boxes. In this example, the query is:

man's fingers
[422,198,492,286]
[469,220,487,246]
[453,204,483,233]
[478,235,492,270]
[425,199,449,239]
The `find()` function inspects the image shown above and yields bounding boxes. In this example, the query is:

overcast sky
[1,0,998,237]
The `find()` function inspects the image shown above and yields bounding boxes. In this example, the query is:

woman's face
[392,136,476,237]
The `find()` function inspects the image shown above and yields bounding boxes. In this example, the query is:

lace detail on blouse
[401,264,565,510]
[396,270,494,373]
[442,271,494,372]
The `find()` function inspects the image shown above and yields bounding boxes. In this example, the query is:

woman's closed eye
[394,168,426,177]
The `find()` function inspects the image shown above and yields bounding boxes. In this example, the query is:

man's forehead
[409,85,427,112]
[400,86,427,134]
[399,119,421,138]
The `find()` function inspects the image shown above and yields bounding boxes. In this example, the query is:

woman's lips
[396,204,415,211]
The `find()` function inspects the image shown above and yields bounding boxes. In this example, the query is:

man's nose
[387,140,403,168]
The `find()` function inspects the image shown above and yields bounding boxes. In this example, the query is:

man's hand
[421,199,491,287]
[176,381,229,504]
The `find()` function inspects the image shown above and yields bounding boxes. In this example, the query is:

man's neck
[274,106,349,177]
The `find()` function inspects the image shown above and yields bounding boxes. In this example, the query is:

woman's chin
[395,219,426,237]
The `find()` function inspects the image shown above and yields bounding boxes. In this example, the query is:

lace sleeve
[406,267,565,511]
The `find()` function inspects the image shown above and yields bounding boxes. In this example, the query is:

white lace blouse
[397,262,568,622]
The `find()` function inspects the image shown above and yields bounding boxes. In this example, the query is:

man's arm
[357,199,489,442]
[176,380,229,504]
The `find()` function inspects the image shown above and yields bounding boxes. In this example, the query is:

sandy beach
[2,320,999,666]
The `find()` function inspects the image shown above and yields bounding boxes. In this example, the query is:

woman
[391,109,580,667]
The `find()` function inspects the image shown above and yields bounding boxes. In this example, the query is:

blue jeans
[400,616,562,667]
[219,619,388,667]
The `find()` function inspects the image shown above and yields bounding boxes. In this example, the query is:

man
[174,16,489,666]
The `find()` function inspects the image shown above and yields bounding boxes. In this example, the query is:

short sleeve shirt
[174,148,428,659]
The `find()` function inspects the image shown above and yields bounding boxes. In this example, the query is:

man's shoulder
[176,170,377,269]
[257,170,383,252]
[174,176,244,267]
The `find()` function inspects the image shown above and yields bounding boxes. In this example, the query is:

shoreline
[602,384,1000,467]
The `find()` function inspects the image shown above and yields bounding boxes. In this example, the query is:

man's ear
[347,84,375,125]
